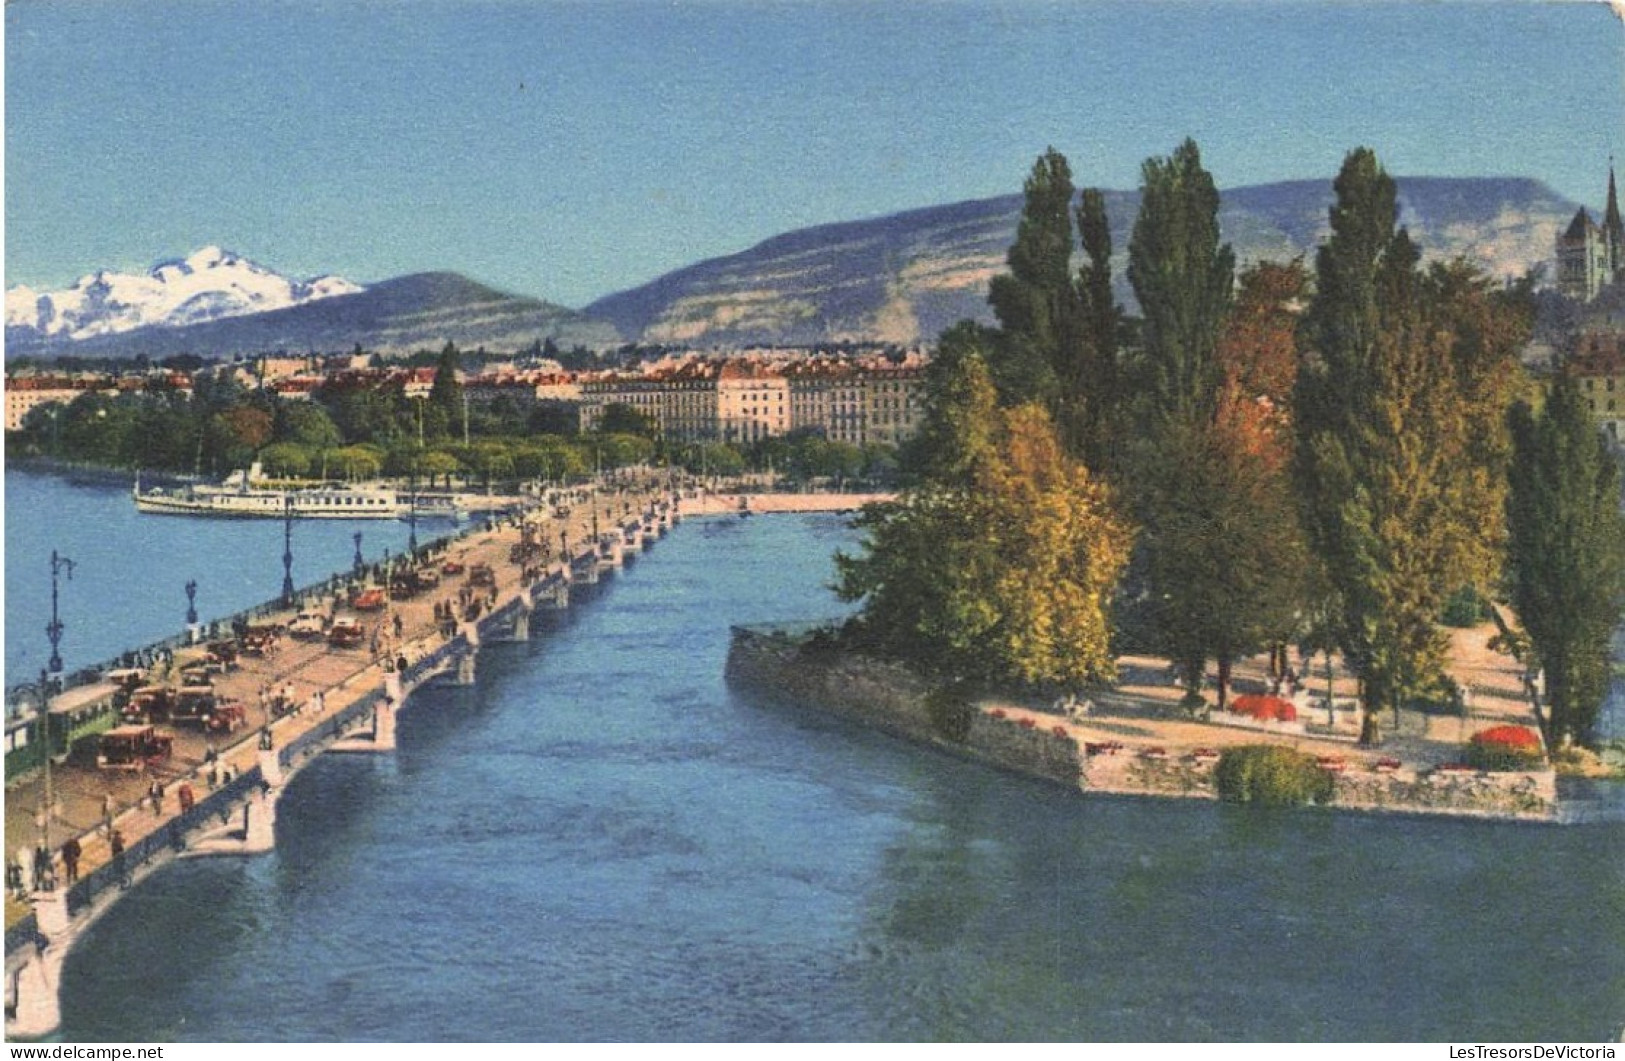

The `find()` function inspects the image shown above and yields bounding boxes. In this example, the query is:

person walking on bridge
[109,829,127,889]
[60,837,80,884]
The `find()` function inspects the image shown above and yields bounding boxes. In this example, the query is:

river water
[6,471,1623,1041]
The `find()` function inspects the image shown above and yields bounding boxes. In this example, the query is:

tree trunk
[1216,657,1232,712]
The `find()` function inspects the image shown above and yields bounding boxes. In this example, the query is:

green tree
[419,449,466,487]
[329,444,384,480]
[1134,388,1310,709]
[1506,372,1625,746]
[1127,138,1235,425]
[429,342,463,429]
[276,401,343,449]
[912,321,1001,484]
[599,402,657,438]
[837,354,1132,688]
[986,148,1074,407]
[1295,150,1490,743]
[1072,186,1123,472]
[258,442,313,479]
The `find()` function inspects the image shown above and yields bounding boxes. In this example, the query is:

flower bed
[1466,725,1544,772]
[1230,694,1297,722]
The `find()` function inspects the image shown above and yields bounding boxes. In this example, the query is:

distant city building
[4,376,100,431]
[1570,331,1625,443]
[580,354,927,445]
[1557,166,1625,302]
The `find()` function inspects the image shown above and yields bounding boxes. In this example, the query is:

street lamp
[45,550,75,679]
[281,495,296,606]
[353,531,365,575]
[408,460,420,556]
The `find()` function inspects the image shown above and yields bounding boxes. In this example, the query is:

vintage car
[351,588,388,612]
[177,661,215,686]
[288,610,329,640]
[168,686,244,732]
[468,563,496,587]
[327,618,367,649]
[441,560,465,576]
[97,724,174,770]
[122,685,174,723]
[239,625,282,656]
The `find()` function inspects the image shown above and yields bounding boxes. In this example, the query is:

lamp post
[185,579,199,643]
[36,669,56,861]
[353,531,365,575]
[45,550,75,679]
[40,548,74,863]
[281,495,296,606]
[408,460,419,556]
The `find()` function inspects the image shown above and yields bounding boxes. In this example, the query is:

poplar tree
[1073,187,1123,474]
[987,148,1075,408]
[1127,138,1235,424]
[1506,373,1625,747]
[1296,148,1492,744]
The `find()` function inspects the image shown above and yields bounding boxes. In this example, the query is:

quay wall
[724,626,1558,822]
[723,626,1079,787]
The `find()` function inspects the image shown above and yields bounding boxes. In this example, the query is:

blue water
[8,472,1624,1041]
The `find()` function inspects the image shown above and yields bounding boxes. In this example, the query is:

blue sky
[6,0,1623,308]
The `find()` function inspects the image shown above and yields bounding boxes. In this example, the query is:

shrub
[926,687,974,744]
[1214,745,1336,807]
[1441,585,1492,628]
[1465,725,1544,771]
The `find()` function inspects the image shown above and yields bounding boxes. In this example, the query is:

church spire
[1606,157,1624,249]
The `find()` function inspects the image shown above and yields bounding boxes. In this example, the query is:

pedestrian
[397,654,408,675]
[109,829,127,888]
[393,613,404,638]
[178,783,195,814]
[101,793,115,834]
[60,837,80,884]
[149,779,164,815]
[32,844,51,891]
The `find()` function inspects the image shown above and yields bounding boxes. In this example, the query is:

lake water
[7,471,1623,1041]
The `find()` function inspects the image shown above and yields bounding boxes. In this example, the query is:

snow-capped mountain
[5,246,363,341]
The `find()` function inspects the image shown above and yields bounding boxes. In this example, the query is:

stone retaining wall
[726,626,1558,822]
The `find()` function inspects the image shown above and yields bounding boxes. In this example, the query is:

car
[288,610,328,639]
[352,588,387,612]
[327,618,367,649]
[97,725,174,770]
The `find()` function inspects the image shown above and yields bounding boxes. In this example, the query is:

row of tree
[11,353,903,491]
[839,141,1625,747]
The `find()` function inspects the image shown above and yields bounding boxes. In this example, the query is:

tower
[1604,161,1624,283]
[1556,164,1625,301]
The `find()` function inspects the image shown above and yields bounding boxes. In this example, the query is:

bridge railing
[2,506,518,714]
[3,914,40,961]
[58,766,266,922]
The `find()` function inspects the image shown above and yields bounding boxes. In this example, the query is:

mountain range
[3,176,1580,359]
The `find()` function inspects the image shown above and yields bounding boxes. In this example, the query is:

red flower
[1230,694,1297,722]
[1470,725,1540,750]
[1017,717,1036,729]
[1052,725,1070,739]
[989,708,1006,720]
